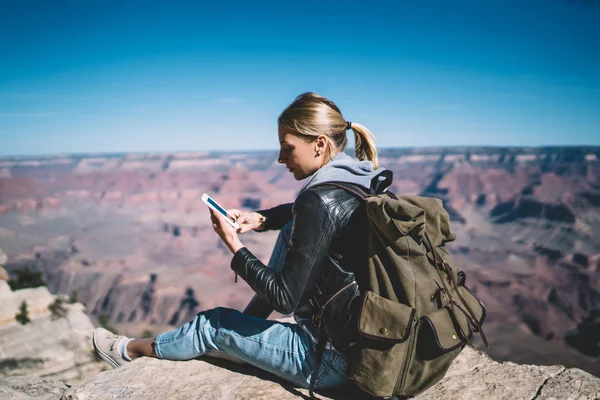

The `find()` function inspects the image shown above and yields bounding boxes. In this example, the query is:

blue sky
[1,0,599,156]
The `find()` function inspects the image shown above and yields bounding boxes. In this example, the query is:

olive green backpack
[310,175,488,399]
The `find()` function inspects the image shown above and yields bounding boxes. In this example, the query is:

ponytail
[349,122,379,169]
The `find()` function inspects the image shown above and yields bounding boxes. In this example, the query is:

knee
[199,307,241,330]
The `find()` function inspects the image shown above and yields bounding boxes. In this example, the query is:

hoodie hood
[299,152,388,194]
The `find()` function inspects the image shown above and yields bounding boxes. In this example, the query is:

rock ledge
[60,346,600,400]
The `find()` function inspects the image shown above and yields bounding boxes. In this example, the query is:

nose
[277,149,286,164]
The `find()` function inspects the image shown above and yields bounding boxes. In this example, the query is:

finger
[209,209,219,219]
[209,210,221,227]
[229,209,242,219]
[213,210,228,226]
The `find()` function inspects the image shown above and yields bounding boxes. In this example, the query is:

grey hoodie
[299,152,388,194]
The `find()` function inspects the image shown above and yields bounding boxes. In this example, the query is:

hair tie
[345,121,352,131]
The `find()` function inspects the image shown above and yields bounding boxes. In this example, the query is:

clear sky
[1,0,599,156]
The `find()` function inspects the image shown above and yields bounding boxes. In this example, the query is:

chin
[291,170,307,180]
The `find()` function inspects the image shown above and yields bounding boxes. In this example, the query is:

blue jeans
[154,222,349,389]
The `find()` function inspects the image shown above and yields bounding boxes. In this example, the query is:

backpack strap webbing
[422,233,489,347]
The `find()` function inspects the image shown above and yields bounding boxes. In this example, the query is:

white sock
[118,337,133,361]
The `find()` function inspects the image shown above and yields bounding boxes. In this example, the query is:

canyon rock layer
[0,147,599,376]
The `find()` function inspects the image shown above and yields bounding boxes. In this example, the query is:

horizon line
[1,144,600,160]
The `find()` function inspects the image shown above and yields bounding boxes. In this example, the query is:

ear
[314,136,328,153]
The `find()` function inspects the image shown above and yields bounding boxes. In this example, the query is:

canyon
[1,146,599,377]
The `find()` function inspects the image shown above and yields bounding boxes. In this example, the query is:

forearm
[225,236,244,254]
[256,203,293,231]
[231,248,297,314]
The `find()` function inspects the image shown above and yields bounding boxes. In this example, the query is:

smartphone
[201,193,240,230]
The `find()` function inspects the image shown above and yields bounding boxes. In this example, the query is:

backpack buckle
[312,313,322,328]
[430,287,447,307]
[309,298,322,328]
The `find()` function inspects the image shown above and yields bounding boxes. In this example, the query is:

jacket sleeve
[231,190,335,314]
[255,203,293,231]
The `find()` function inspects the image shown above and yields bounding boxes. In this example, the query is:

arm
[231,191,335,315]
[255,203,293,231]
[224,204,292,234]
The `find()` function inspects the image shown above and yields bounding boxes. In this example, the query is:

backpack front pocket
[420,306,470,356]
[357,290,416,343]
[348,291,417,397]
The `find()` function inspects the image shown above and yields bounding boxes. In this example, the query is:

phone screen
[207,197,235,223]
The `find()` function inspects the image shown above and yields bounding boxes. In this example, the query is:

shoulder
[293,189,327,212]
[295,185,364,215]
[309,185,354,201]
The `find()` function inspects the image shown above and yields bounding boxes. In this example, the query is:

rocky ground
[1,346,599,400]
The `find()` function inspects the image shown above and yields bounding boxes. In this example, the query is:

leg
[153,306,348,389]
[127,338,156,358]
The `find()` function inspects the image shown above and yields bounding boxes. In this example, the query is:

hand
[228,209,265,234]
[209,209,244,254]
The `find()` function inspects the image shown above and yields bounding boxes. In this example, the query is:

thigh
[313,346,349,389]
[206,309,348,389]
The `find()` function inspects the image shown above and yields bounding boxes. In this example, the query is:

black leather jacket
[231,185,368,346]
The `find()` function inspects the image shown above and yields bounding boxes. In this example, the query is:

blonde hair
[277,92,379,169]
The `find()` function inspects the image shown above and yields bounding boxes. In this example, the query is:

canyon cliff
[1,147,599,377]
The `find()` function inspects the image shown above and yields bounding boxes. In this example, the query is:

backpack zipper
[395,316,419,394]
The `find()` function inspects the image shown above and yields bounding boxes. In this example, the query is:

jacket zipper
[317,281,358,319]
[395,316,418,394]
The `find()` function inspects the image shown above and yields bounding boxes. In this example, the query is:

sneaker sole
[92,329,121,369]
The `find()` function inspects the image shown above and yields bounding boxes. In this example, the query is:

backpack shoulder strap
[370,169,393,195]
[310,170,394,199]
[319,181,368,200]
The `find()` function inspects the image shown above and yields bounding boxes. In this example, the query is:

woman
[93,92,390,391]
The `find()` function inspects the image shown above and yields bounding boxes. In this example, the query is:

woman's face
[278,125,324,180]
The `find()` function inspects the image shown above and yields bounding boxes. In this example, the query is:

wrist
[227,237,244,254]
[255,213,267,231]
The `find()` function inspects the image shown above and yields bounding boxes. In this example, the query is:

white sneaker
[92,327,130,368]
